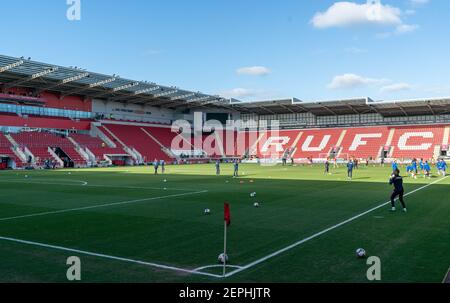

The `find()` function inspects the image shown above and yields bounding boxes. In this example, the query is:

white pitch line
[0,236,222,279]
[0,179,199,192]
[224,176,449,278]
[193,264,243,272]
[0,190,208,222]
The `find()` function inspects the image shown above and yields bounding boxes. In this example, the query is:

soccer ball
[218,253,228,264]
[254,202,260,208]
[250,192,256,197]
[163,179,167,183]
[204,208,211,215]
[356,248,366,258]
[25,175,28,178]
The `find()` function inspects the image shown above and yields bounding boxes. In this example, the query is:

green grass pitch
[0,163,448,283]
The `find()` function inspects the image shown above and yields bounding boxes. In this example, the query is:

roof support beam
[38,72,90,92]
[0,60,24,73]
[427,104,436,115]
[4,67,58,88]
[279,104,296,114]
[346,104,360,114]
[259,106,277,115]
[61,77,117,97]
[153,90,178,98]
[397,104,409,116]
[322,105,338,116]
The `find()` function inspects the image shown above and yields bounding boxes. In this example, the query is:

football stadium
[0,1,449,288]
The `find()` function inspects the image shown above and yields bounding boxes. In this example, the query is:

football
[356,248,366,258]
[254,202,260,208]
[204,208,211,215]
[218,253,228,264]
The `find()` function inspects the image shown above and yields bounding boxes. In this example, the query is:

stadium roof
[0,54,231,110]
[2,54,450,117]
[231,97,450,117]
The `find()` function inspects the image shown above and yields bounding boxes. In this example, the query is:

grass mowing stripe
[0,179,203,192]
[0,190,208,222]
[225,176,449,278]
[0,236,223,279]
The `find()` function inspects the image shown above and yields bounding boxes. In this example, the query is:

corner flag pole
[223,219,227,277]
[223,202,231,277]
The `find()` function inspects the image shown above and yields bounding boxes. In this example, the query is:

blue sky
[0,0,449,101]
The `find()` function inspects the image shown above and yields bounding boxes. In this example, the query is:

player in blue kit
[442,160,448,177]
[423,161,431,179]
[419,159,425,176]
[412,158,418,175]
[437,159,447,177]
[347,159,354,180]
[406,165,416,179]
[391,160,398,172]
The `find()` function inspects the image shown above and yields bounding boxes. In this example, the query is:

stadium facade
[0,54,449,169]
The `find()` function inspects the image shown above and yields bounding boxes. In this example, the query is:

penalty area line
[0,236,223,279]
[0,190,208,222]
[225,176,449,278]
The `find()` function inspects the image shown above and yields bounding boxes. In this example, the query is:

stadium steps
[443,126,450,145]
[4,134,27,163]
[98,125,140,161]
[47,147,64,167]
[140,128,177,159]
[67,137,91,162]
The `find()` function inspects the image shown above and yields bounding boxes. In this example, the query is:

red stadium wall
[0,87,92,112]
[203,124,450,160]
[0,114,91,130]
[40,92,92,112]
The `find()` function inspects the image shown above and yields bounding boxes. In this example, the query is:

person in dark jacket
[389,169,407,213]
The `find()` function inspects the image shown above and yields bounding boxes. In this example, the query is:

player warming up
[233,160,239,178]
[324,159,330,175]
[215,160,221,176]
[389,169,407,213]
[347,159,354,180]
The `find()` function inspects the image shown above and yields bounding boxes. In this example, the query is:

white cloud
[312,1,421,37]
[410,0,429,6]
[376,24,419,38]
[236,66,271,76]
[395,24,419,34]
[311,1,402,29]
[380,82,413,93]
[327,73,387,89]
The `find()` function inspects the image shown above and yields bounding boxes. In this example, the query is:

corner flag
[223,202,231,276]
[224,203,231,226]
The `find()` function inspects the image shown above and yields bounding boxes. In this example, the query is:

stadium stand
[70,133,127,162]
[389,125,445,160]
[101,124,173,162]
[11,132,86,166]
[339,127,390,159]
[1,54,450,168]
[0,133,23,167]
[227,125,450,161]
